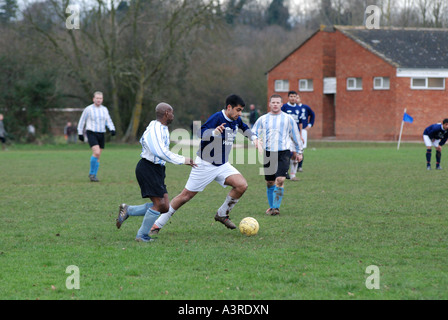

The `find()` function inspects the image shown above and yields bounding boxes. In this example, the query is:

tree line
[0,0,447,142]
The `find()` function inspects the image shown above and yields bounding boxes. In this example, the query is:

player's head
[443,118,448,130]
[156,102,174,125]
[93,91,103,106]
[269,94,283,114]
[287,91,297,102]
[225,94,245,120]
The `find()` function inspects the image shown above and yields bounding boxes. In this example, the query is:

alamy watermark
[365,5,381,29]
[66,5,80,30]
[66,265,80,290]
[365,265,380,289]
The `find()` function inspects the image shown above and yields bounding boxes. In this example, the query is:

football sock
[94,159,100,176]
[426,149,432,165]
[217,195,239,217]
[289,160,298,176]
[266,185,275,208]
[154,205,176,228]
[128,203,153,216]
[299,156,303,168]
[273,186,284,209]
[89,156,98,175]
[436,150,441,166]
[136,208,160,239]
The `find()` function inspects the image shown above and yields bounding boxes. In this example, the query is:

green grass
[0,141,447,300]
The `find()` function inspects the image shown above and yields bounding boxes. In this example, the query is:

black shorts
[263,150,291,181]
[135,158,167,198]
[86,130,105,149]
[0,137,5,144]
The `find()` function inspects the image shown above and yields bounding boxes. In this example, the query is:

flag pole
[397,108,406,150]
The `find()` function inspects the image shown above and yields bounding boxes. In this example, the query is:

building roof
[267,26,448,73]
[336,26,448,69]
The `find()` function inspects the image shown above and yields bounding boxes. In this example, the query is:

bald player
[116,102,196,242]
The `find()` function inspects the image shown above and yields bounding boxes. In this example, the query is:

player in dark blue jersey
[423,119,448,170]
[150,94,256,234]
[296,94,315,172]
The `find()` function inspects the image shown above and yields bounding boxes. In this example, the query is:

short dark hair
[288,91,297,96]
[443,118,448,124]
[270,94,282,101]
[226,94,245,108]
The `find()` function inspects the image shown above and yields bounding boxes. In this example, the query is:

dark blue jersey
[297,104,315,128]
[198,110,252,166]
[281,103,301,129]
[423,123,448,146]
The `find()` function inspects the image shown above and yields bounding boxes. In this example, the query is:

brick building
[267,26,448,141]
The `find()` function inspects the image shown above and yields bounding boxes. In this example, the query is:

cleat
[266,208,273,215]
[290,176,299,181]
[427,166,431,171]
[116,204,129,229]
[298,167,303,172]
[267,208,280,216]
[149,227,160,235]
[436,166,442,170]
[89,174,99,182]
[214,213,236,229]
[135,235,154,242]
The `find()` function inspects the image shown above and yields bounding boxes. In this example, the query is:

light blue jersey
[77,104,115,134]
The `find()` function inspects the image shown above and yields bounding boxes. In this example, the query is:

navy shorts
[86,130,105,149]
[263,150,291,181]
[135,158,167,198]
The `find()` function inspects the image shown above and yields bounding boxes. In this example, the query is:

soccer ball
[239,217,259,236]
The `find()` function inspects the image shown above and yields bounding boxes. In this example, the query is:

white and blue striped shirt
[251,112,303,153]
[140,120,185,166]
[77,104,115,134]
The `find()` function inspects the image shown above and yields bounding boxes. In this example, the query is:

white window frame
[347,77,363,91]
[298,79,314,92]
[373,77,390,90]
[274,80,290,92]
[411,77,445,90]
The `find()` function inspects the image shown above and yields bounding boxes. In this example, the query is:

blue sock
[94,159,100,176]
[89,156,98,175]
[136,208,160,239]
[128,203,153,216]
[267,185,275,208]
[273,186,284,209]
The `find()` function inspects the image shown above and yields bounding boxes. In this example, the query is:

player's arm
[77,108,88,141]
[307,107,315,130]
[105,108,116,135]
[200,115,223,140]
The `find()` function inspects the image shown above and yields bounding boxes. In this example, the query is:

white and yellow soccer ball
[239,217,259,236]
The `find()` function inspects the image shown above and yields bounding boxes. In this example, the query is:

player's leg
[423,135,433,170]
[269,150,290,215]
[136,194,170,242]
[298,129,307,172]
[265,180,275,214]
[215,173,247,224]
[436,145,442,169]
[116,202,154,229]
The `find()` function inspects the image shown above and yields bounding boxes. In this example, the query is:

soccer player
[423,119,448,170]
[296,94,315,172]
[115,103,196,242]
[252,94,303,216]
[281,91,302,181]
[149,94,255,234]
[77,92,116,182]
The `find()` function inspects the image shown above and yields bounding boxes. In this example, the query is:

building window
[298,79,313,92]
[411,77,445,90]
[373,77,390,90]
[347,77,362,90]
[274,80,289,92]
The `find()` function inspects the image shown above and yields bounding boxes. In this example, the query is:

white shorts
[423,135,440,148]
[301,128,308,149]
[185,156,240,192]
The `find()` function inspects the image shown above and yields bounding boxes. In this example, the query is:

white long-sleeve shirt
[77,104,115,134]
[140,120,185,166]
[251,112,303,153]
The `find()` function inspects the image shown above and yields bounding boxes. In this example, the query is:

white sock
[154,205,176,228]
[217,195,239,217]
[290,159,298,175]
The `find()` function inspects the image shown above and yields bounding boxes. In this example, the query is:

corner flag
[398,109,413,150]
[403,112,413,123]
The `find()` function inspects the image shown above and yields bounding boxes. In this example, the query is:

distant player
[149,94,256,235]
[281,91,302,181]
[253,94,303,216]
[423,119,448,170]
[77,91,116,182]
[296,94,315,172]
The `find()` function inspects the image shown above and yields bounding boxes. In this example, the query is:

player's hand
[78,135,84,142]
[214,123,226,135]
[185,157,197,168]
[111,130,116,136]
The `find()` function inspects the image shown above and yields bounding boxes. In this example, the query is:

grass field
[0,141,447,300]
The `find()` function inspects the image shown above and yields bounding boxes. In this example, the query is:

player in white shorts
[150,94,256,234]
